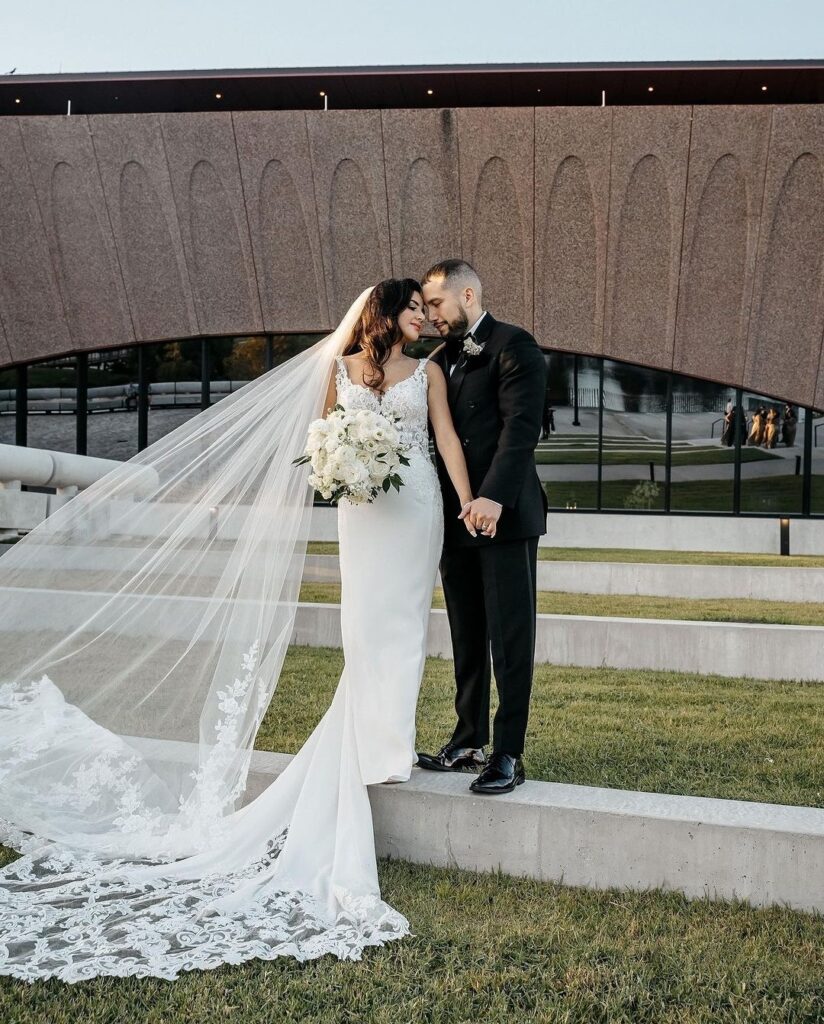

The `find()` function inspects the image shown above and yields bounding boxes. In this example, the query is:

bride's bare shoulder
[424,356,445,383]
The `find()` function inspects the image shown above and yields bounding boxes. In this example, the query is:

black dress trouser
[439,536,539,757]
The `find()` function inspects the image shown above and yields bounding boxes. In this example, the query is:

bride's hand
[459,500,478,537]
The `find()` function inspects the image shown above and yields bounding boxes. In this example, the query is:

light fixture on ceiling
[647,85,654,92]
[215,92,222,99]
[426,89,433,95]
[761,84,768,92]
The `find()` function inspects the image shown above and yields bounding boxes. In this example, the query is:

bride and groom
[0,258,547,982]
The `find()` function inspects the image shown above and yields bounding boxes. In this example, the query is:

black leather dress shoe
[415,743,487,773]
[469,752,525,794]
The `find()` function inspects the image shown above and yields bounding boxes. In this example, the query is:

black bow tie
[447,332,475,354]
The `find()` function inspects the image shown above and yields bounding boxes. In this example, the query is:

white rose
[366,456,388,484]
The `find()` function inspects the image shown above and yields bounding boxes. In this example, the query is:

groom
[417,259,548,794]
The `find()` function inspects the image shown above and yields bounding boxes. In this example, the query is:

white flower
[463,337,484,356]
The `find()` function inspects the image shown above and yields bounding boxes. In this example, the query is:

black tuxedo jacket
[431,312,549,548]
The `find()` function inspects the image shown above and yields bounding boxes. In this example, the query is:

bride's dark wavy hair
[344,277,422,391]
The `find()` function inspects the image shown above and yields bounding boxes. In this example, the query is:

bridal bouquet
[293,405,411,505]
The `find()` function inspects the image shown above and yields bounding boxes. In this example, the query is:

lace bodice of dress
[334,356,430,456]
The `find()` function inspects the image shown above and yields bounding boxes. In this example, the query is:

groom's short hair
[421,259,483,303]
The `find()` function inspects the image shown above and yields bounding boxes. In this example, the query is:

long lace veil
[0,285,374,863]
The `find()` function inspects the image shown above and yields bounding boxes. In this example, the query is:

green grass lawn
[258,647,824,808]
[3,646,823,1022]
[307,542,824,567]
[546,474,806,513]
[536,447,778,466]
[297,581,824,626]
[536,546,824,567]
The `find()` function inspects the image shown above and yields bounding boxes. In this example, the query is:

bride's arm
[425,361,476,533]
[321,366,337,419]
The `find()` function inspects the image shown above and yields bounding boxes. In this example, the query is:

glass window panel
[25,356,77,454]
[84,346,140,461]
[209,335,263,393]
[740,392,804,514]
[269,334,325,367]
[0,368,15,445]
[146,339,206,446]
[600,359,667,512]
[540,352,600,510]
[812,407,824,515]
[669,373,736,514]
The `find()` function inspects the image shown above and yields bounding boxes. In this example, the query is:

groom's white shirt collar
[448,310,488,376]
[466,310,488,339]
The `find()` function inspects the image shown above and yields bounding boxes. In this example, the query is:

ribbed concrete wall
[1,106,823,407]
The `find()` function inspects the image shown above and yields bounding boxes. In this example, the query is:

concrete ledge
[303,553,824,603]
[307,507,824,554]
[242,749,824,915]
[292,603,824,683]
[7,546,822,603]
[537,560,824,602]
[5,586,821,683]
[543,513,824,555]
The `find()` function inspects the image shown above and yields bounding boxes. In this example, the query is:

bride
[0,279,475,983]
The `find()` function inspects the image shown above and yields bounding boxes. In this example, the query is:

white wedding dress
[0,355,443,983]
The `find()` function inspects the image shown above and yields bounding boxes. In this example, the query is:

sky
[1,0,822,76]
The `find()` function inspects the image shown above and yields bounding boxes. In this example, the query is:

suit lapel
[447,351,468,401]
[447,312,497,404]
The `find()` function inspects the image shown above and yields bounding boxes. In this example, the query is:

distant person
[734,404,748,446]
[782,404,798,446]
[764,408,779,448]
[748,406,764,446]
[720,405,734,446]
[541,402,555,440]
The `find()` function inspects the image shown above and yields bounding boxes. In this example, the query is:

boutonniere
[462,337,484,357]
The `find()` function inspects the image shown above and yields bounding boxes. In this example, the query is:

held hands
[458,497,503,538]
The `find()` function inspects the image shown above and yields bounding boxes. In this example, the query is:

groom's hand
[459,497,502,538]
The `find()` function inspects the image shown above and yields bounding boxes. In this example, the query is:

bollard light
[780,518,790,556]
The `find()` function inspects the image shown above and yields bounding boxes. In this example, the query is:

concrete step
[307,507,824,555]
[304,554,824,603]
[241,749,824,915]
[292,603,824,684]
[5,585,821,683]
